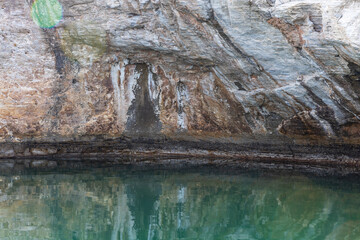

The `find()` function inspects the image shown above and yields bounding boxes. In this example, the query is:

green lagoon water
[0,167,360,240]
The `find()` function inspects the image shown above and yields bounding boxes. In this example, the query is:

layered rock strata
[1,0,360,170]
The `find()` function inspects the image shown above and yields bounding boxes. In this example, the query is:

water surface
[0,167,360,240]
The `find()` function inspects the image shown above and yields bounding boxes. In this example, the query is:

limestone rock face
[1,0,360,148]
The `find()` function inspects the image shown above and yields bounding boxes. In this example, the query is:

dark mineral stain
[309,14,323,33]
[316,106,340,136]
[265,112,283,132]
[125,180,162,240]
[43,28,72,132]
[125,64,162,136]
[234,81,245,91]
[345,61,360,93]
[346,62,360,81]
[300,81,326,107]
[43,28,67,75]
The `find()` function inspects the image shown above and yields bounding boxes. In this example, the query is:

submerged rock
[0,0,359,164]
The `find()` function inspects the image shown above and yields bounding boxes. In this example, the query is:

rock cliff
[1,0,360,168]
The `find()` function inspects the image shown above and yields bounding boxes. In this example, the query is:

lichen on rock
[58,22,107,66]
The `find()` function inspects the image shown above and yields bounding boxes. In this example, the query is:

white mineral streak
[177,186,186,204]
[125,65,139,106]
[147,66,160,114]
[111,59,139,128]
[111,63,122,124]
[111,187,137,240]
[176,82,189,130]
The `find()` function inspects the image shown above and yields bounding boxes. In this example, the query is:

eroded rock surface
[1,0,360,161]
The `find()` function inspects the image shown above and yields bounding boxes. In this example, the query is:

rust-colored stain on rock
[0,0,360,167]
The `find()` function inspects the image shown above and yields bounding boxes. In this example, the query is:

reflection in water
[0,168,360,239]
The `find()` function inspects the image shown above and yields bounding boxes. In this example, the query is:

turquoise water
[0,167,360,240]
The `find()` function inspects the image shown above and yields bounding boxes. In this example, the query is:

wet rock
[31,160,48,168]
[30,148,48,156]
[30,147,57,156]
[47,161,58,168]
[0,146,15,158]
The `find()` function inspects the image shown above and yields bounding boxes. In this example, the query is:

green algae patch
[58,23,108,66]
[31,0,63,29]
